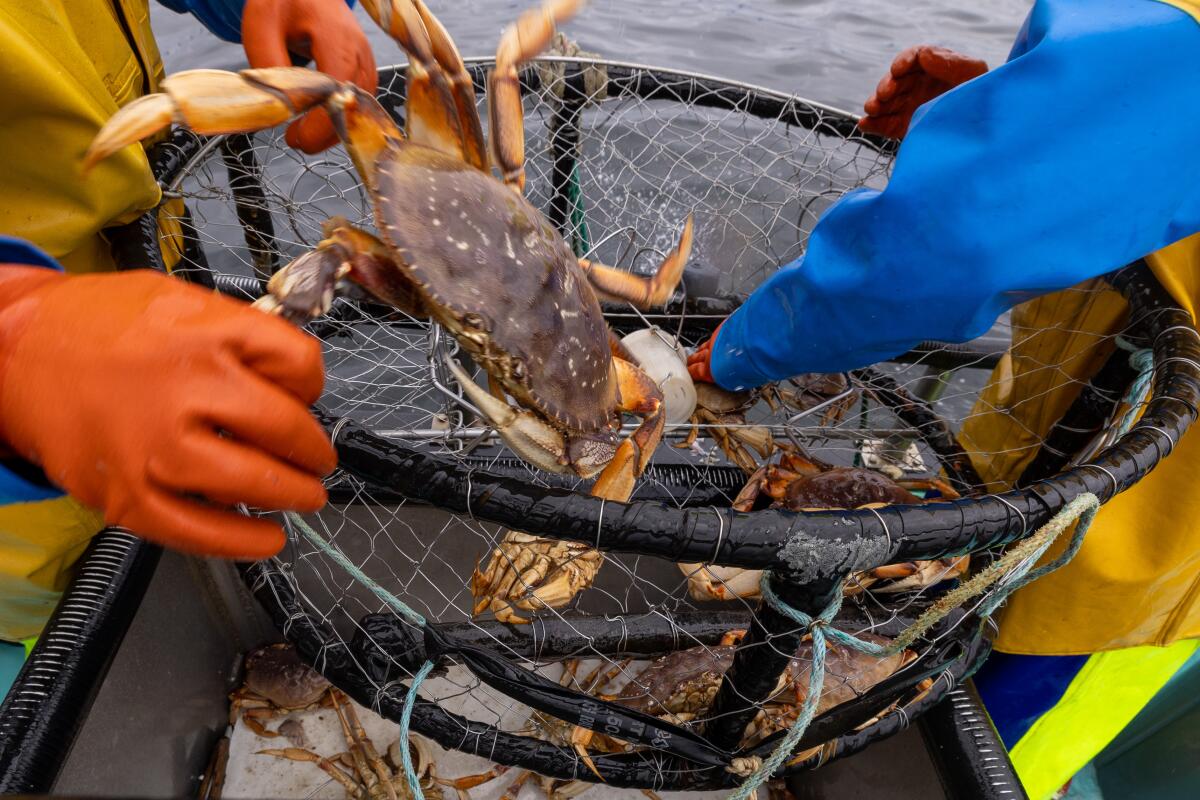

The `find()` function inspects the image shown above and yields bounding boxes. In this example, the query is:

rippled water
[151,0,1031,112]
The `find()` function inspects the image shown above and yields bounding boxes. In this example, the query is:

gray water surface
[151,0,1030,112]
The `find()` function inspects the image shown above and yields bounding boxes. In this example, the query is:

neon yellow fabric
[21,636,36,658]
[1010,639,1200,799]
[0,0,164,272]
[0,497,105,642]
[0,1,175,642]
[961,233,1200,654]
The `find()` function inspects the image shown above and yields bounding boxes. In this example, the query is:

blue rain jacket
[710,0,1200,390]
[158,0,356,43]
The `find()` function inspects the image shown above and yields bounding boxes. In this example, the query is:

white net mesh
[160,59,1146,788]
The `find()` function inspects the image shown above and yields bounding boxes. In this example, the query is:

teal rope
[1115,347,1154,437]
[283,512,434,799]
[728,493,1102,798]
[398,660,436,800]
[284,512,426,626]
[567,161,591,257]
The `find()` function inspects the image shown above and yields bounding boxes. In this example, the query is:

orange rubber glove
[859,45,987,140]
[686,322,723,384]
[242,0,377,153]
[0,267,336,559]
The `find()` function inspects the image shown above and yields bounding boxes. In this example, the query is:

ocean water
[151,0,1031,112]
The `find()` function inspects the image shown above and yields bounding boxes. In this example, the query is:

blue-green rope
[728,492,1101,799]
[284,511,435,800]
[567,161,591,257]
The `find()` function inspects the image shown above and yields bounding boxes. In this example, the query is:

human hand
[686,322,724,384]
[242,0,378,153]
[859,45,987,139]
[0,267,336,559]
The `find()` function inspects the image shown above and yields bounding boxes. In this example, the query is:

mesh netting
[143,57,1195,793]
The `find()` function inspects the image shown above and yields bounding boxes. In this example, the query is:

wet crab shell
[616,633,909,718]
[373,146,618,434]
[243,643,331,709]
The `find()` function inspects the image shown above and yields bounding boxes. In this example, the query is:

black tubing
[316,264,1200,584]
[242,559,980,790]
[0,531,162,794]
[918,681,1027,800]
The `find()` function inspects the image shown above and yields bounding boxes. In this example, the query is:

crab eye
[463,312,488,331]
[510,358,526,380]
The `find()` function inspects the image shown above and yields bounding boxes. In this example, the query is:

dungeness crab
[85,0,693,624]
[681,449,969,601]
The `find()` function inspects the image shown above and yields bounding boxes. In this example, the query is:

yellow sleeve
[0,1,162,271]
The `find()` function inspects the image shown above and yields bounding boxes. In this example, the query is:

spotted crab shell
[373,145,617,433]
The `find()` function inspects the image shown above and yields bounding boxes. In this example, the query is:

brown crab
[85,0,693,625]
[215,644,495,800]
[614,630,915,748]
[675,384,775,475]
[681,449,969,601]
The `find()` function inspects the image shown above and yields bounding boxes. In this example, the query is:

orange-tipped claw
[84,68,343,174]
[82,94,176,173]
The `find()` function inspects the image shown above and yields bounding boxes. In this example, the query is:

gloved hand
[242,0,378,153]
[686,322,724,384]
[0,267,336,559]
[858,45,987,139]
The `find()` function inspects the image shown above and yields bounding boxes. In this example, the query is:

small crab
[86,0,693,626]
[228,642,333,739]
[675,384,775,475]
[764,373,858,427]
[681,449,968,601]
[614,630,915,750]
[219,645,487,800]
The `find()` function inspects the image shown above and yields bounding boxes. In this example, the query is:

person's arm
[157,0,377,152]
[0,236,336,558]
[705,0,1200,390]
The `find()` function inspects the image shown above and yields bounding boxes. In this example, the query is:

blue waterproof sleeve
[710,0,1200,390]
[156,0,356,44]
[0,236,64,504]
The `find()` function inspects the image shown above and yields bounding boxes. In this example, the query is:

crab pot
[4,58,1198,800]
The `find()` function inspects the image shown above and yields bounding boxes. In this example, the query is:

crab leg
[85,68,340,171]
[466,358,664,624]
[360,0,487,169]
[330,689,397,800]
[591,357,665,500]
[254,218,426,323]
[578,214,694,309]
[84,67,402,192]
[489,0,585,191]
[258,748,365,798]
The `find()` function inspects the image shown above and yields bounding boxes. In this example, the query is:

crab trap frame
[80,56,1200,794]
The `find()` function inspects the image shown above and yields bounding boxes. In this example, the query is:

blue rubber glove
[708,0,1200,390]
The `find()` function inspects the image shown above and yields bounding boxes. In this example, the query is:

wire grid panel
[161,60,1143,779]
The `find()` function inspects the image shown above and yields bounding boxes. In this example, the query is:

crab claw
[83,68,342,173]
[446,358,574,475]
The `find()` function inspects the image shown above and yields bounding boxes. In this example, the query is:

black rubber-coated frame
[111,59,1197,790]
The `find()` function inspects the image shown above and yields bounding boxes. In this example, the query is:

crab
[211,644,492,800]
[675,384,775,476]
[612,629,915,749]
[84,0,693,626]
[681,449,969,601]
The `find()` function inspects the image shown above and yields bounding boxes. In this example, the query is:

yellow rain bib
[961,233,1200,654]
[0,1,182,641]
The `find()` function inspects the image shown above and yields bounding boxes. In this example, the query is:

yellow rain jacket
[961,235,1200,655]
[0,1,178,641]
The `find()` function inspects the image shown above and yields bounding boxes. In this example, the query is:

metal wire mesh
[148,58,1178,790]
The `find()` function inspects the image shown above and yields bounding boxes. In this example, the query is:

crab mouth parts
[566,431,619,478]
